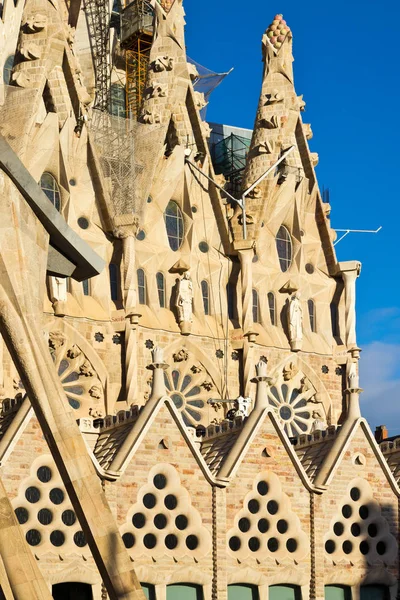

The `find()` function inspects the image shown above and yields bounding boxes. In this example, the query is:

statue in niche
[287,292,303,352]
[48,276,68,317]
[175,272,193,334]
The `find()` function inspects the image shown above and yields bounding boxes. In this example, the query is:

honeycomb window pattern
[12,456,89,555]
[324,478,397,564]
[120,463,211,559]
[227,471,309,561]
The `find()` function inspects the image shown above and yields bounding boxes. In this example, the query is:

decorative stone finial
[152,346,164,364]
[264,14,291,51]
[256,360,268,378]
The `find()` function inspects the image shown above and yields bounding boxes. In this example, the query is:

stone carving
[145,83,167,98]
[152,55,174,72]
[259,114,280,129]
[234,396,252,418]
[201,381,213,392]
[65,24,76,45]
[20,42,42,61]
[89,407,104,418]
[303,123,313,140]
[11,71,30,88]
[297,95,306,111]
[48,330,66,350]
[67,345,81,359]
[24,13,47,32]
[152,346,165,364]
[194,91,208,110]
[287,292,303,352]
[173,349,189,362]
[80,361,95,377]
[255,140,274,155]
[89,385,102,400]
[347,361,359,389]
[176,272,193,329]
[265,89,284,104]
[191,365,202,374]
[310,410,326,432]
[283,362,298,381]
[201,121,212,138]
[140,109,161,124]
[48,276,68,316]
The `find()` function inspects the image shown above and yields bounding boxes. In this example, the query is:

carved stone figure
[173,349,189,362]
[347,361,359,389]
[24,13,47,32]
[48,276,68,317]
[146,83,167,99]
[176,272,193,331]
[311,410,326,432]
[234,396,252,418]
[140,109,161,125]
[20,42,42,61]
[152,55,174,72]
[287,292,303,351]
[283,361,298,381]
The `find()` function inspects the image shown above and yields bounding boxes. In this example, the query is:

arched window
[227,282,236,319]
[308,299,316,332]
[167,584,203,600]
[325,586,352,600]
[52,582,93,600]
[269,585,302,600]
[275,225,292,272]
[156,272,165,308]
[110,83,126,118]
[3,55,14,85]
[201,280,209,315]
[40,172,61,211]
[82,280,90,296]
[164,201,184,251]
[252,289,260,323]
[137,269,146,305]
[109,263,119,301]
[228,585,259,600]
[360,586,389,600]
[141,583,156,600]
[330,301,339,337]
[268,292,276,325]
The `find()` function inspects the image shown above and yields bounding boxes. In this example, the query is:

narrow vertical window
[275,225,292,272]
[252,289,260,323]
[40,172,61,211]
[308,299,316,332]
[137,269,146,305]
[82,280,90,296]
[201,280,209,315]
[330,301,339,337]
[227,283,236,319]
[109,264,119,301]
[156,272,166,308]
[164,201,184,251]
[268,292,276,325]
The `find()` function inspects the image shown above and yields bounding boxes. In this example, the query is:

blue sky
[184,0,400,433]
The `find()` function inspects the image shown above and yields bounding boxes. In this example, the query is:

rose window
[164,369,210,427]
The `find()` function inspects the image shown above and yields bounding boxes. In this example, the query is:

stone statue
[311,410,326,432]
[347,361,359,389]
[48,276,68,317]
[176,272,193,333]
[287,292,303,351]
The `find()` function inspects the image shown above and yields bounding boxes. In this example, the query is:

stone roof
[93,423,134,470]
[199,418,244,476]
[292,426,339,482]
[379,438,400,484]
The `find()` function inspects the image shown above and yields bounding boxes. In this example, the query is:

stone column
[338,261,361,350]
[237,245,257,396]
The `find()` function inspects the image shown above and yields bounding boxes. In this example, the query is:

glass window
[167,585,203,600]
[156,272,166,308]
[141,583,156,600]
[330,302,339,337]
[275,226,292,272]
[308,299,316,332]
[252,289,260,323]
[110,84,126,118]
[325,586,352,600]
[137,269,146,305]
[201,280,209,315]
[269,586,301,600]
[3,55,14,84]
[228,585,259,600]
[82,280,90,296]
[268,292,276,325]
[164,201,184,251]
[40,172,61,211]
[109,264,119,301]
[360,586,389,600]
[227,282,236,319]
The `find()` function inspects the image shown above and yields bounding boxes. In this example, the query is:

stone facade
[0,2,397,600]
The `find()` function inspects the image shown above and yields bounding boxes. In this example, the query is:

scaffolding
[83,0,111,112]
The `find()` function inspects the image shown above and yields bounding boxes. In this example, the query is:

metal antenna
[185,146,295,239]
[333,226,382,246]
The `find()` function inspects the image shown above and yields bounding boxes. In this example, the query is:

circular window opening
[239,518,251,533]
[199,241,209,253]
[248,499,260,514]
[376,541,386,555]
[153,474,167,490]
[175,515,188,530]
[186,535,199,550]
[325,539,335,554]
[350,487,361,501]
[333,522,344,536]
[191,206,198,214]
[267,500,279,515]
[279,405,292,421]
[143,533,157,549]
[136,229,146,241]
[37,466,52,483]
[25,487,40,503]
[368,523,378,537]
[26,529,41,546]
[132,513,146,529]
[164,494,178,510]
[69,178,77,186]
[143,493,157,509]
[342,540,353,554]
[257,481,269,496]
[165,534,178,550]
[49,488,64,505]
[359,505,369,520]
[50,530,65,547]
[258,518,269,533]
[342,505,352,519]
[267,537,279,552]
[286,538,298,553]
[305,263,314,274]
[351,523,361,537]
[77,217,90,230]
[15,507,29,524]
[248,537,260,552]
[62,510,76,526]
[360,540,369,555]
[38,508,53,525]
[123,532,135,548]
[147,196,152,204]
[229,536,241,551]
[154,514,167,529]
[74,531,87,547]
[277,519,288,534]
